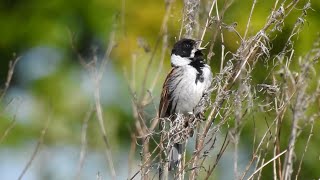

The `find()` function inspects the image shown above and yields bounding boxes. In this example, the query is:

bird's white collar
[171,54,191,67]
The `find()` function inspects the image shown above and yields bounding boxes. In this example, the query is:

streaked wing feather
[158,68,176,118]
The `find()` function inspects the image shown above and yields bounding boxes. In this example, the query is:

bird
[158,38,213,171]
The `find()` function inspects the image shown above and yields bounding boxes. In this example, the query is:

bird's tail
[168,143,183,171]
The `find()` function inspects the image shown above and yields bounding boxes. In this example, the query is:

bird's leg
[196,111,206,121]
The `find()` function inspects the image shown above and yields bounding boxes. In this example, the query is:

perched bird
[159,38,213,170]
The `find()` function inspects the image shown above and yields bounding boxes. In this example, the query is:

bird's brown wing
[158,68,176,119]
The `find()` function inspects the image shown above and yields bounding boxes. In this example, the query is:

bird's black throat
[189,49,205,84]
[189,59,205,84]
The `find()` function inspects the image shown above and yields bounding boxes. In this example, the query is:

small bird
[159,38,213,170]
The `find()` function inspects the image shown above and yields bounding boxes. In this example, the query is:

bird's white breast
[169,64,212,115]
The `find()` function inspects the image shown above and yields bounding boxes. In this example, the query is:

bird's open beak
[195,40,205,50]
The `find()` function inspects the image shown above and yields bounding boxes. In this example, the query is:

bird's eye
[185,44,190,48]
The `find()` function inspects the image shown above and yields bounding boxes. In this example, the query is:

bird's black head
[171,38,197,58]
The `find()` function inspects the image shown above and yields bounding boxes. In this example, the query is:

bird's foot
[196,112,206,121]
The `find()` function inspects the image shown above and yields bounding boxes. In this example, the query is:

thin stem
[18,111,52,180]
